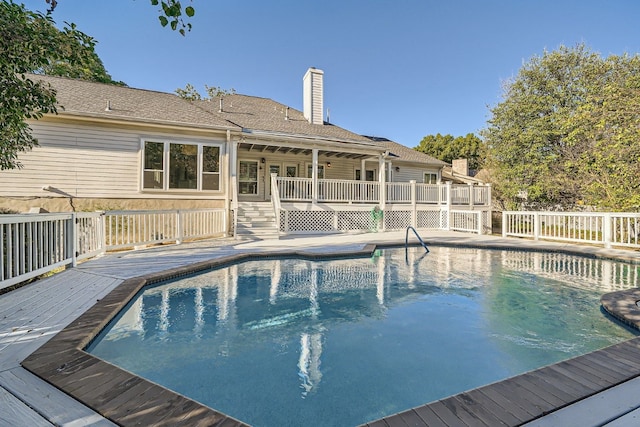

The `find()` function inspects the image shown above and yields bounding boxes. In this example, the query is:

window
[424,173,438,184]
[356,169,376,181]
[238,160,258,194]
[141,140,222,192]
[169,143,197,189]
[306,164,324,179]
[143,141,164,189]
[202,146,220,191]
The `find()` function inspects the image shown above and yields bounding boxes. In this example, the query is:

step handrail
[405,226,429,253]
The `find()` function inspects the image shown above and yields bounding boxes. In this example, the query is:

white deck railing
[450,210,484,234]
[1,209,227,290]
[276,177,490,207]
[502,211,640,249]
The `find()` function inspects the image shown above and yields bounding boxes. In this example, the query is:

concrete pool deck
[2,230,640,426]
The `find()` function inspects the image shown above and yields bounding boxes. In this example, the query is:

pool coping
[20,241,640,427]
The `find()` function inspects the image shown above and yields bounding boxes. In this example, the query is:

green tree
[151,0,195,36]
[415,133,485,171]
[565,54,640,211]
[45,0,196,36]
[0,1,120,170]
[175,83,236,100]
[483,44,614,210]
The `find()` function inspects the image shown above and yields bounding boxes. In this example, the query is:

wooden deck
[2,232,640,426]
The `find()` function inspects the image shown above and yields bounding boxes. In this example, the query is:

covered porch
[229,135,399,202]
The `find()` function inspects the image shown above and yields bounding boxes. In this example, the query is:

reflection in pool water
[87,247,639,427]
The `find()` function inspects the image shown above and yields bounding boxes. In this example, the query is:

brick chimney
[452,158,469,176]
[303,67,324,125]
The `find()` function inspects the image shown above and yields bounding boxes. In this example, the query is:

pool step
[234,202,280,240]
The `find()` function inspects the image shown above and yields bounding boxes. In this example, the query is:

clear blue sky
[23,0,640,148]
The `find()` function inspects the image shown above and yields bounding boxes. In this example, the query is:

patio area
[2,230,640,426]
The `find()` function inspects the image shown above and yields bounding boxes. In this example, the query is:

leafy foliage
[175,83,236,100]
[483,44,640,211]
[150,0,195,36]
[0,1,120,170]
[414,133,486,171]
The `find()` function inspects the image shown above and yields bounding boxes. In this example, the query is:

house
[0,68,491,238]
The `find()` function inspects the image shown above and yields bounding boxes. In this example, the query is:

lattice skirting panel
[277,207,489,234]
[417,210,443,229]
[384,211,411,230]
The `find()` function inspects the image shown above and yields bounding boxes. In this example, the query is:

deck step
[235,202,279,239]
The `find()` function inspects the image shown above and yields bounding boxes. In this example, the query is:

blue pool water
[87,247,639,426]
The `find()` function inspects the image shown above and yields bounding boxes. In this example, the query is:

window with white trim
[424,172,438,184]
[142,140,222,191]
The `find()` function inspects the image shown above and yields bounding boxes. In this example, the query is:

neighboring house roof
[195,95,373,144]
[362,136,447,167]
[26,73,238,130]
[441,165,486,184]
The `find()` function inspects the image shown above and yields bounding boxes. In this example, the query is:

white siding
[0,121,227,200]
[394,166,440,183]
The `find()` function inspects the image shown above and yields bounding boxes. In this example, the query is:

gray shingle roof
[26,74,237,130]
[363,136,447,166]
[195,95,373,143]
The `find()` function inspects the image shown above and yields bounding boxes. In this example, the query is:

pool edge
[21,242,640,427]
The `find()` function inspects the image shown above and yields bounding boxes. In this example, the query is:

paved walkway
[1,231,640,426]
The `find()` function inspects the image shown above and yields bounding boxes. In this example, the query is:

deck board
[0,367,116,427]
[0,383,53,427]
[521,376,640,427]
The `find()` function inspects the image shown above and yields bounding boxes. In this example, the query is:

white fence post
[444,182,452,231]
[70,213,78,267]
[476,211,482,235]
[604,212,612,249]
[533,212,540,241]
[502,211,507,237]
[176,210,183,244]
[410,180,417,228]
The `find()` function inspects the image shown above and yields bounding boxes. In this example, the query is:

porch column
[230,139,238,192]
[230,138,238,238]
[360,159,366,181]
[378,154,386,210]
[312,148,318,203]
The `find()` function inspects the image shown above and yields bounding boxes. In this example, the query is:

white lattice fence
[284,211,335,232]
[337,211,372,231]
[417,210,441,229]
[384,210,411,230]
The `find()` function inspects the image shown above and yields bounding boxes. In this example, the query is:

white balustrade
[1,208,228,289]
[502,211,640,249]
[275,177,490,207]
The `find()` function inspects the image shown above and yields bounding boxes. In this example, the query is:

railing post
[502,211,507,237]
[476,211,482,235]
[70,213,78,268]
[444,182,452,230]
[604,212,612,249]
[468,183,474,207]
[312,149,318,204]
[533,212,540,240]
[176,210,183,244]
[410,180,417,228]
[99,211,107,254]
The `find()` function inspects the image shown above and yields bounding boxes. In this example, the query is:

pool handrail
[405,226,429,253]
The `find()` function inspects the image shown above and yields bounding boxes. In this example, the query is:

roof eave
[49,111,238,132]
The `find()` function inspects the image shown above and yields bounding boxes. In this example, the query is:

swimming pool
[87,246,639,426]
